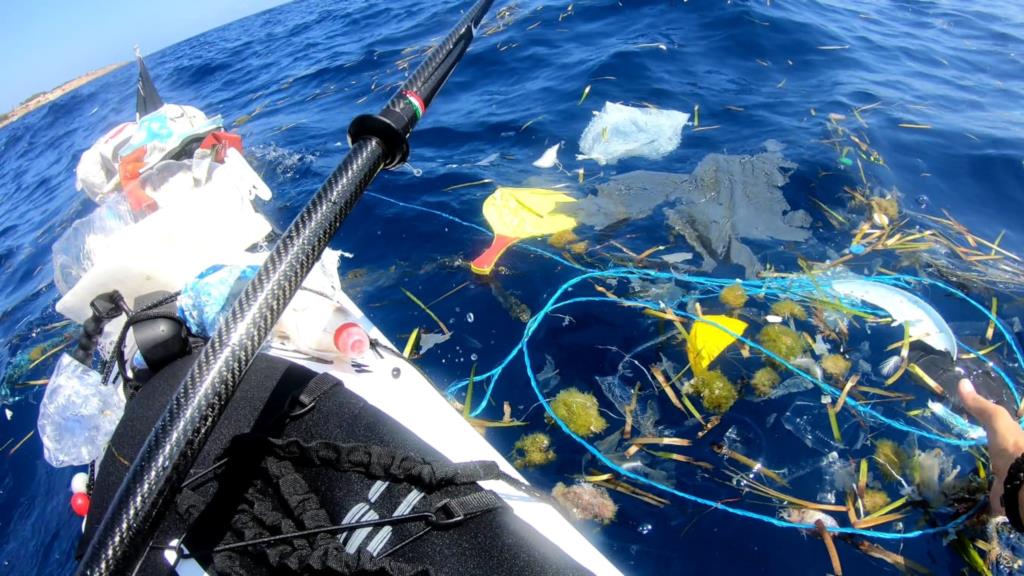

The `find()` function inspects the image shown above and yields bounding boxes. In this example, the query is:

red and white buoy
[70,472,90,517]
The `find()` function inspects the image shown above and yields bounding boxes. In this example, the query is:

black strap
[289,373,341,418]
[1003,452,1024,532]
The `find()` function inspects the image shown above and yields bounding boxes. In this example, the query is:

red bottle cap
[333,322,369,358]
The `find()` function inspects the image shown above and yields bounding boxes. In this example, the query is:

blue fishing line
[382,196,1016,537]
[367,192,588,271]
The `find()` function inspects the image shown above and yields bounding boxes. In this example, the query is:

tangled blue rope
[369,192,1019,539]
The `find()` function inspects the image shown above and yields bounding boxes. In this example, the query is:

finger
[958,378,1008,430]
[991,479,1006,516]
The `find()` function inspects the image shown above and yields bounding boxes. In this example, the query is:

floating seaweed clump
[548,229,579,249]
[873,439,908,483]
[757,324,806,362]
[751,366,781,397]
[870,196,899,220]
[719,283,748,308]
[862,488,891,515]
[512,432,556,468]
[820,354,852,380]
[548,388,608,438]
[690,369,739,413]
[552,482,617,524]
[770,299,807,321]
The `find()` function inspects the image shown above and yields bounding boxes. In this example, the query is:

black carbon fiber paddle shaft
[77,1,493,573]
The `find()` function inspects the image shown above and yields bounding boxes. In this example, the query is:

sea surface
[1,0,1023,573]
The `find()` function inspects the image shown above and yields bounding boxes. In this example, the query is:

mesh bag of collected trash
[577,102,690,165]
[37,354,125,467]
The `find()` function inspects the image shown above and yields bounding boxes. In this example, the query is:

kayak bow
[77,1,495,573]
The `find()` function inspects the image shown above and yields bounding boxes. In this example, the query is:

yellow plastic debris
[687,315,748,374]
[471,187,577,275]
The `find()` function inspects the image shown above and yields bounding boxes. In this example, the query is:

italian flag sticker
[403,90,425,119]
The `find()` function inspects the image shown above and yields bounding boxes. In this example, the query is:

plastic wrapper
[37,353,125,467]
[51,194,136,294]
[577,102,690,165]
[178,264,259,338]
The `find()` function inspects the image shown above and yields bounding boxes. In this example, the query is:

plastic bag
[55,153,273,323]
[178,264,259,337]
[75,122,138,203]
[51,194,137,294]
[37,354,125,467]
[577,102,690,165]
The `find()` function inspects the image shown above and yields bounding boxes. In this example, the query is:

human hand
[958,378,1024,515]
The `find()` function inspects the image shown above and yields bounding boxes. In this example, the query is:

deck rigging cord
[76,1,495,573]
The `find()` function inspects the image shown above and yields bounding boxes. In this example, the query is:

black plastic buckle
[428,500,466,528]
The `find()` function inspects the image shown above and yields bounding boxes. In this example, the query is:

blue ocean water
[2,0,1024,573]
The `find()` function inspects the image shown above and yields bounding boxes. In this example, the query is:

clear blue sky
[0,0,290,111]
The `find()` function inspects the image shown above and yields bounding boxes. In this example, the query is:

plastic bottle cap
[71,472,89,494]
[71,492,90,517]
[333,322,369,358]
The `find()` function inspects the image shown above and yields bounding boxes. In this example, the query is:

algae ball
[552,482,617,524]
[757,324,806,362]
[719,283,748,309]
[568,241,589,255]
[871,196,900,220]
[862,488,891,515]
[751,367,781,398]
[769,299,807,321]
[820,354,852,380]
[548,388,608,438]
[548,229,579,249]
[873,439,908,483]
[512,432,556,468]
[691,370,739,414]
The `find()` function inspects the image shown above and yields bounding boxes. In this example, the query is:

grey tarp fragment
[566,143,811,278]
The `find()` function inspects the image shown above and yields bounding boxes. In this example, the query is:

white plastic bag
[37,354,125,467]
[52,194,137,295]
[75,122,138,203]
[577,102,690,165]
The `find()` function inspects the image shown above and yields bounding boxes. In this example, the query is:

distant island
[0,62,127,129]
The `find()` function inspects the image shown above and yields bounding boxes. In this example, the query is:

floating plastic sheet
[568,143,811,277]
[577,102,689,165]
[38,354,125,467]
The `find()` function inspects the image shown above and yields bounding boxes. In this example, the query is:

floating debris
[719,283,748,308]
[548,388,608,438]
[512,432,557,468]
[533,143,561,168]
[687,315,748,374]
[757,324,806,363]
[577,102,689,165]
[862,487,891,515]
[821,354,852,380]
[770,299,807,321]
[873,439,908,483]
[552,481,617,524]
[688,370,739,414]
[751,367,781,397]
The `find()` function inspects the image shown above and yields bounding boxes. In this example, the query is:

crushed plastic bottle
[37,354,125,467]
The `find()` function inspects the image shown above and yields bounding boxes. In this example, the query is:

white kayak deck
[272,289,622,576]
